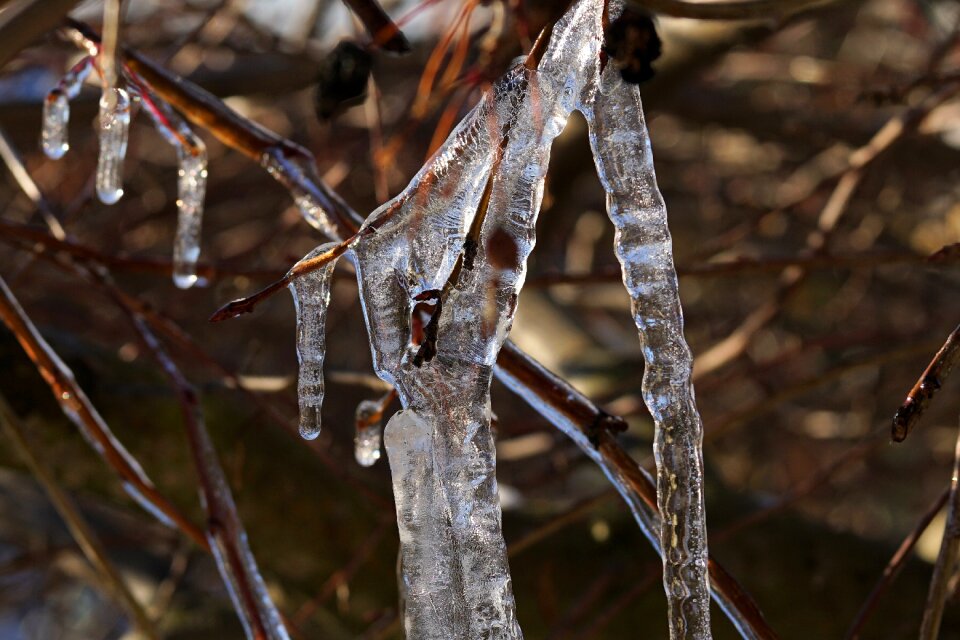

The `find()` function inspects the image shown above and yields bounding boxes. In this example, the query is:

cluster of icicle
[41,55,208,289]
[286,0,712,637]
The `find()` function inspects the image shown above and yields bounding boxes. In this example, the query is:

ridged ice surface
[288,243,339,440]
[337,0,612,637]
[40,57,93,159]
[579,39,712,640]
[261,151,341,239]
[96,86,131,205]
[354,399,383,467]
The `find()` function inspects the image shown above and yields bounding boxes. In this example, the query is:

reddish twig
[892,324,960,442]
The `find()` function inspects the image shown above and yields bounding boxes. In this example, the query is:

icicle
[173,140,208,288]
[288,243,340,440]
[137,93,209,288]
[95,86,131,205]
[580,28,713,640]
[40,57,94,160]
[354,399,383,466]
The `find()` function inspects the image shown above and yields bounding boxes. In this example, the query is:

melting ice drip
[40,58,210,289]
[284,0,712,636]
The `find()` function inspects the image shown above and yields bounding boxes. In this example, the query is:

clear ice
[580,25,712,639]
[96,86,131,205]
[288,243,340,440]
[354,399,383,466]
[40,57,93,159]
[282,0,712,635]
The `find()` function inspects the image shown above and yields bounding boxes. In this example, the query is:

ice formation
[580,49,712,638]
[95,86,131,205]
[354,399,383,466]
[41,57,93,159]
[287,243,340,440]
[277,0,713,636]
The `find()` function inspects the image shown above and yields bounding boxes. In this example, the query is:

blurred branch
[919,417,960,639]
[0,128,66,240]
[341,0,411,53]
[0,0,81,70]
[0,275,210,550]
[845,485,950,639]
[633,0,840,20]
[892,324,960,442]
[0,392,159,639]
[118,298,289,640]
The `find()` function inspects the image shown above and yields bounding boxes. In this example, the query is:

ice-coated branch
[892,323,960,442]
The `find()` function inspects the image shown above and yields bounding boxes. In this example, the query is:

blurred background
[1,0,960,637]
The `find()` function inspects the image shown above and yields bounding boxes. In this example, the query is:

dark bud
[603,8,662,85]
[315,41,373,121]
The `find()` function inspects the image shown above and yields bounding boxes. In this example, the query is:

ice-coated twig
[580,33,712,638]
[892,323,960,442]
[288,242,341,440]
[41,56,93,159]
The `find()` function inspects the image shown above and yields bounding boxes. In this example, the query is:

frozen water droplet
[96,86,131,205]
[354,399,382,466]
[288,243,340,439]
[42,90,70,159]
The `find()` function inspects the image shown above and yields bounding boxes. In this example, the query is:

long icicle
[288,242,340,440]
[580,40,713,640]
[41,57,94,159]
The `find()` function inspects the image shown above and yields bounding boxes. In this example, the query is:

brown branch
[0,275,209,550]
[341,0,411,53]
[0,0,82,70]
[892,324,960,442]
[0,392,158,639]
[120,300,288,640]
[844,486,950,639]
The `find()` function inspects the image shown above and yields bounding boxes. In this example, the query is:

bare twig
[919,416,960,639]
[632,0,841,21]
[0,275,209,550]
[0,392,158,639]
[0,0,82,70]
[341,0,411,53]
[893,324,960,442]
[845,486,951,639]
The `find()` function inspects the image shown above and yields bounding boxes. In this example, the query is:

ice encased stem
[288,244,339,440]
[41,57,94,160]
[174,141,208,288]
[581,62,712,638]
[96,86,131,205]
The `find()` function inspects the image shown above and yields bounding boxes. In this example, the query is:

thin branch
[0,0,82,70]
[892,324,960,442]
[845,486,951,639]
[341,0,411,53]
[0,275,209,550]
[0,392,158,639]
[919,416,960,639]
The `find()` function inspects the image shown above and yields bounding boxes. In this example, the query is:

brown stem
[892,324,960,442]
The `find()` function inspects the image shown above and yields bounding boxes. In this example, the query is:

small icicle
[39,57,93,160]
[42,91,70,159]
[288,243,340,440]
[96,86,131,205]
[354,399,383,467]
[173,139,208,289]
